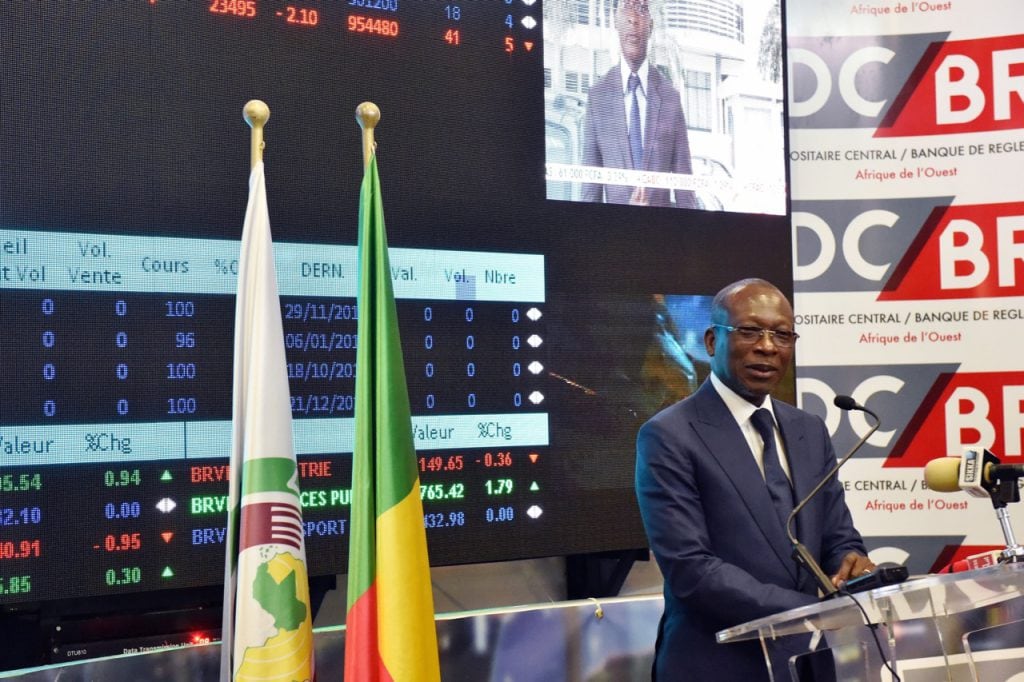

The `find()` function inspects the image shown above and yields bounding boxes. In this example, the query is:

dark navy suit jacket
[635,380,866,681]
[581,64,697,208]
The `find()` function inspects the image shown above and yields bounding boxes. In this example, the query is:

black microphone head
[834,395,859,411]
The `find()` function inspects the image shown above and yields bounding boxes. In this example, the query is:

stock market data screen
[0,0,789,607]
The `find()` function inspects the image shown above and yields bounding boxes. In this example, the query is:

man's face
[703,283,795,405]
[616,2,652,70]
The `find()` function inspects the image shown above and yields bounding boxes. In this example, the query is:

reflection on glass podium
[719,562,1024,681]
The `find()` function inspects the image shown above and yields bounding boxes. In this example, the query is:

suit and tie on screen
[581,0,697,209]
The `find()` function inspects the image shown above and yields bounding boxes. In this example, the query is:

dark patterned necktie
[627,73,643,169]
[751,408,794,531]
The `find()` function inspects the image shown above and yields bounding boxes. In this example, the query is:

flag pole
[222,99,268,677]
[355,101,380,168]
[223,97,318,682]
[244,99,270,168]
[346,99,442,681]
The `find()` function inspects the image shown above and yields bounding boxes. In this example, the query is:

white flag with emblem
[221,161,316,682]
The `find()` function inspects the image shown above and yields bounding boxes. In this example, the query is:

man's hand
[830,552,876,588]
[629,186,649,205]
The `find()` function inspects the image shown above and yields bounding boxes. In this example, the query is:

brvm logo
[883,371,1024,467]
[880,202,1024,300]
[877,34,1024,137]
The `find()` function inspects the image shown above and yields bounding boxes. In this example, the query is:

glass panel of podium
[718,562,1024,681]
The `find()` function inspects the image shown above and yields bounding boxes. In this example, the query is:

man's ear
[703,327,716,357]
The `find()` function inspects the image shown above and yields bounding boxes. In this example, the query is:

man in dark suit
[581,0,696,208]
[635,278,873,681]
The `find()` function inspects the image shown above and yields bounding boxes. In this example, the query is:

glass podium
[716,562,1024,681]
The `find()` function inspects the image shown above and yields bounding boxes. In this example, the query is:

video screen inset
[544,0,786,214]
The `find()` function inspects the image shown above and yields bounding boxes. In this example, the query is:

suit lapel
[777,407,823,592]
[776,408,812,517]
[691,384,800,584]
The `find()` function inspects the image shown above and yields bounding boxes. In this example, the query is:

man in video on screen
[635,278,873,681]
[581,0,696,209]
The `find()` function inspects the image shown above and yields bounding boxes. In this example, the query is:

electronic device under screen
[0,1,790,609]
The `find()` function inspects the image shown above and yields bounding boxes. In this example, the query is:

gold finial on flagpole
[355,102,380,168]
[243,99,270,169]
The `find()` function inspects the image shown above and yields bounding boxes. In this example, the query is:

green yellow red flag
[344,154,441,681]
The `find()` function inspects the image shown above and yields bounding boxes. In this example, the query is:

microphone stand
[982,470,1024,563]
[787,399,880,599]
[994,506,1024,563]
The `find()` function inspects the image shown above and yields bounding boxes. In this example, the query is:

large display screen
[0,0,789,609]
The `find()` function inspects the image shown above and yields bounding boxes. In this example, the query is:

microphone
[833,395,859,411]
[924,449,1023,498]
[938,548,1003,574]
[788,395,880,598]
[924,449,1024,564]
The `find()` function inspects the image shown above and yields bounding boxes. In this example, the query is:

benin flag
[221,160,316,682]
[345,154,441,681]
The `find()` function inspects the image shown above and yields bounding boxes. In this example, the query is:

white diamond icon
[527,334,543,348]
[528,361,544,374]
[526,308,542,321]
[527,505,543,519]
[156,498,177,513]
[521,16,537,29]
[523,0,537,5]
[528,391,544,405]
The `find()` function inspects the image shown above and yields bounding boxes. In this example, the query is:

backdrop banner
[788,0,1024,573]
